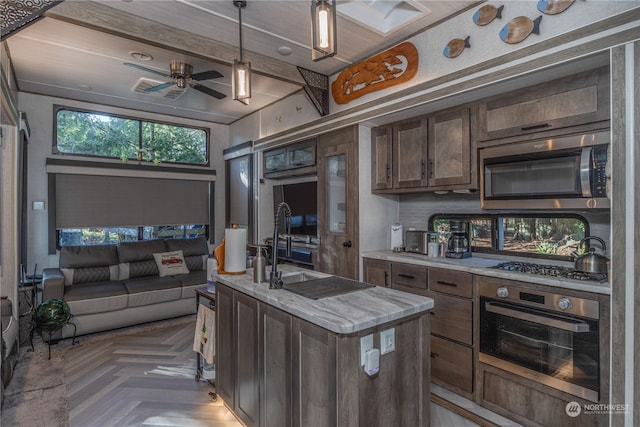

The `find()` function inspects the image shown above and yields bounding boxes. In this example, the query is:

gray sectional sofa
[40,237,211,339]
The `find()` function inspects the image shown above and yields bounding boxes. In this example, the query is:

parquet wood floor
[65,322,241,427]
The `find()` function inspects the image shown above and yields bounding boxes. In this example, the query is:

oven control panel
[482,282,599,320]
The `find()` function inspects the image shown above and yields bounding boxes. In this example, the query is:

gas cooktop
[492,261,608,283]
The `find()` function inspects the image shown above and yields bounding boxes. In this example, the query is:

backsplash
[398,192,611,249]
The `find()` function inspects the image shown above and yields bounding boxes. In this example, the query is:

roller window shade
[55,174,209,228]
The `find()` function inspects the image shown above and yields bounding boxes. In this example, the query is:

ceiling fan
[124,60,226,99]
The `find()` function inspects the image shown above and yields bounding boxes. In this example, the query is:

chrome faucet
[270,201,292,289]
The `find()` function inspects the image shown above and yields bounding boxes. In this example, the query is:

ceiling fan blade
[145,82,174,92]
[192,83,226,99]
[190,70,223,81]
[124,62,170,78]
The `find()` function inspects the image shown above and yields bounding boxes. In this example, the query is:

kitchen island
[214,265,434,427]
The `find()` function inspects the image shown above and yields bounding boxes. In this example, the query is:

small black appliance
[446,220,471,259]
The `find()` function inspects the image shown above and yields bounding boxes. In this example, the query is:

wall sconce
[311,0,337,61]
[232,0,251,104]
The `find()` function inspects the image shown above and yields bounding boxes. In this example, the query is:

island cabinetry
[362,258,390,287]
[426,268,474,397]
[477,66,609,143]
[216,280,431,427]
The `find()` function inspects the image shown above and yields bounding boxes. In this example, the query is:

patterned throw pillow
[152,250,190,277]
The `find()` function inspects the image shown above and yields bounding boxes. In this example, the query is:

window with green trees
[55,107,208,165]
[429,214,589,261]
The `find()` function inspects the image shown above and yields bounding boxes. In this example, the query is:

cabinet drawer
[391,263,427,290]
[428,268,472,298]
[431,335,473,393]
[426,290,472,345]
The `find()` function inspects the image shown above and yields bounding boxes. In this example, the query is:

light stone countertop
[362,250,611,295]
[213,264,434,334]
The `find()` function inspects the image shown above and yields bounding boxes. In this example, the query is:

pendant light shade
[233,0,251,104]
[311,0,337,61]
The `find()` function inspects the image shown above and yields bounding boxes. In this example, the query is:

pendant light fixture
[232,0,251,104]
[311,0,337,61]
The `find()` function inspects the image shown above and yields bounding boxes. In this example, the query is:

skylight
[338,0,432,37]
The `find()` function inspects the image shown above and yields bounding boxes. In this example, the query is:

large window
[55,107,209,165]
[429,214,589,261]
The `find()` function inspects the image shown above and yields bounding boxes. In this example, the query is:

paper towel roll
[224,228,247,273]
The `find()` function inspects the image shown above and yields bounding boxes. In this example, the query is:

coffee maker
[446,220,472,259]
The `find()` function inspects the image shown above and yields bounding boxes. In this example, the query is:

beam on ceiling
[44,1,305,87]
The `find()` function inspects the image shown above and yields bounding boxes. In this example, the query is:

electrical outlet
[360,334,373,366]
[380,328,395,355]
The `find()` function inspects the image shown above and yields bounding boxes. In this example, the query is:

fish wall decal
[443,36,471,58]
[537,0,575,15]
[473,5,504,26]
[499,16,543,44]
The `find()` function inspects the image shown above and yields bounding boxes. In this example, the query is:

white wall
[19,92,230,272]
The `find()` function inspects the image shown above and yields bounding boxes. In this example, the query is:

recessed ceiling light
[77,84,92,91]
[277,46,292,56]
[130,51,153,61]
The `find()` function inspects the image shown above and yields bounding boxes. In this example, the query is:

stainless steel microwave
[480,131,610,209]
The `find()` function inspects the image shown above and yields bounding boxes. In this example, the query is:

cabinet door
[431,335,473,394]
[371,126,393,191]
[260,303,292,427]
[235,291,260,427]
[288,139,316,168]
[317,126,359,279]
[393,118,428,189]
[292,317,337,427]
[362,258,390,287]
[478,67,609,141]
[428,108,471,187]
[426,290,472,345]
[216,283,235,407]
[264,147,287,174]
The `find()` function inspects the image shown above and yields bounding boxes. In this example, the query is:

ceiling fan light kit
[232,0,251,105]
[311,0,337,61]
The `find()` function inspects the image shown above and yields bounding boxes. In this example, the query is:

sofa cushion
[118,240,167,279]
[176,270,207,287]
[122,276,182,307]
[64,280,129,302]
[64,281,129,315]
[59,245,120,285]
[153,250,190,277]
[166,237,209,271]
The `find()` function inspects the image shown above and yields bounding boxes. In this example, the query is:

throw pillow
[153,250,190,277]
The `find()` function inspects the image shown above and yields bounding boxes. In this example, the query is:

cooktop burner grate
[492,261,608,283]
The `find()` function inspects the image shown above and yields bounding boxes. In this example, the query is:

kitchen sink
[280,272,326,285]
[282,275,374,300]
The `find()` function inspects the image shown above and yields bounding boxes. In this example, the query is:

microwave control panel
[592,144,608,198]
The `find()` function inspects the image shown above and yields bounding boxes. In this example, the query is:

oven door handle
[485,302,590,333]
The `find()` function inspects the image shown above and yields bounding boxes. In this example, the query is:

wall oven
[480,131,609,209]
[478,280,600,402]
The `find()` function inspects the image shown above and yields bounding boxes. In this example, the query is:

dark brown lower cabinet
[216,282,431,427]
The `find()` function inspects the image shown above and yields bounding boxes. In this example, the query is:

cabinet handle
[430,352,439,359]
[521,123,551,131]
[398,273,415,279]
[421,160,426,178]
[384,271,389,287]
[430,311,436,316]
[437,281,458,288]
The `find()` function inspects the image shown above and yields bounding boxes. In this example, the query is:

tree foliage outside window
[430,214,588,261]
[55,108,208,165]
